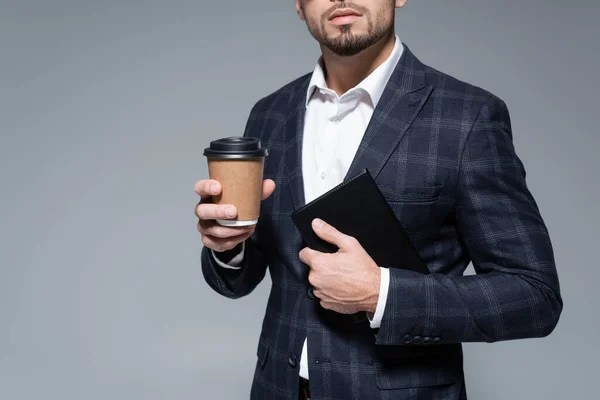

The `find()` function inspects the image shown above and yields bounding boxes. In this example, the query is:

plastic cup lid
[203,136,268,159]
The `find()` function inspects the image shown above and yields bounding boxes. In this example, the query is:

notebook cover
[291,169,429,274]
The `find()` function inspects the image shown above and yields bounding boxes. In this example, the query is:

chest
[301,99,374,203]
[263,133,458,244]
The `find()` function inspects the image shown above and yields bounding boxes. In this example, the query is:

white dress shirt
[212,35,404,380]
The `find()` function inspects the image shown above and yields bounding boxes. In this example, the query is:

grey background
[1,0,598,399]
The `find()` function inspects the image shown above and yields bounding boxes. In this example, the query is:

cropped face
[296,0,407,56]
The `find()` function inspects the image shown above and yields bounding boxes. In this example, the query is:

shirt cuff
[368,267,390,329]
[210,241,245,270]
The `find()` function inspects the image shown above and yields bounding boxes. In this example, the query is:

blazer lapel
[282,78,310,210]
[283,44,432,210]
[344,44,433,181]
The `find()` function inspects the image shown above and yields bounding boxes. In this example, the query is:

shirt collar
[305,35,404,108]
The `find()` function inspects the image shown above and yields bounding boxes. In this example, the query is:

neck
[320,31,396,96]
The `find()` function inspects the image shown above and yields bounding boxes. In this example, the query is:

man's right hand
[194,178,276,253]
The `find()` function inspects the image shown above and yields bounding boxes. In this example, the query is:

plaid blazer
[201,44,563,400]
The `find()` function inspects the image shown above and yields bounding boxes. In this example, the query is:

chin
[329,28,360,39]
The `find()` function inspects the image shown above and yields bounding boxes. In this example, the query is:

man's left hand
[298,218,381,315]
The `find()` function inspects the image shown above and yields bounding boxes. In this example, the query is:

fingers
[196,215,254,253]
[298,246,320,266]
[261,179,276,201]
[194,179,222,201]
[196,178,275,202]
[194,177,262,253]
[200,229,254,253]
[311,218,354,249]
[197,219,255,239]
[195,203,237,221]
[196,179,274,198]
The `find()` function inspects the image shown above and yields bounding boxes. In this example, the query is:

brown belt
[299,377,311,400]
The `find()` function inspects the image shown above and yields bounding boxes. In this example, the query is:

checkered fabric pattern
[201,44,562,400]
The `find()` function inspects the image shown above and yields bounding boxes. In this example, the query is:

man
[195,1,563,399]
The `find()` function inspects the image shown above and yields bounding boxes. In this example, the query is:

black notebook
[291,169,430,274]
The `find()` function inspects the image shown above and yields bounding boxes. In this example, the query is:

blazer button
[288,353,298,368]
[402,334,413,344]
[412,335,422,344]
[306,286,315,300]
[433,337,443,344]
[352,313,367,323]
[422,336,432,344]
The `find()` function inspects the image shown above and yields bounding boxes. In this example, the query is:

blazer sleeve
[375,95,563,346]
[200,99,269,299]
[201,233,268,299]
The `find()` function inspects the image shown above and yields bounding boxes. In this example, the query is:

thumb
[312,218,352,248]
[261,179,276,200]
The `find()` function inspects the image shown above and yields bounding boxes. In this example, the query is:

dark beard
[307,2,392,56]
[323,25,388,56]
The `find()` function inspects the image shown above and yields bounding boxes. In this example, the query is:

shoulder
[242,72,312,139]
[420,60,509,117]
[250,72,312,115]
[415,58,512,144]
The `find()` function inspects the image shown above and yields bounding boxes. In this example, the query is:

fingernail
[225,207,235,218]
[313,218,324,229]
[211,184,218,194]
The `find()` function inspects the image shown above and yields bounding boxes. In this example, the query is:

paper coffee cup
[203,137,268,227]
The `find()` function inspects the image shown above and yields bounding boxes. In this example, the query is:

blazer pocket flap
[374,355,462,389]
[378,185,442,204]
[256,334,270,367]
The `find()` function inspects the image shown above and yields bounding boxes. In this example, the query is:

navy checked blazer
[201,44,563,400]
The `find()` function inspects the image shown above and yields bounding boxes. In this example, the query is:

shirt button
[321,172,326,179]
[288,353,298,368]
